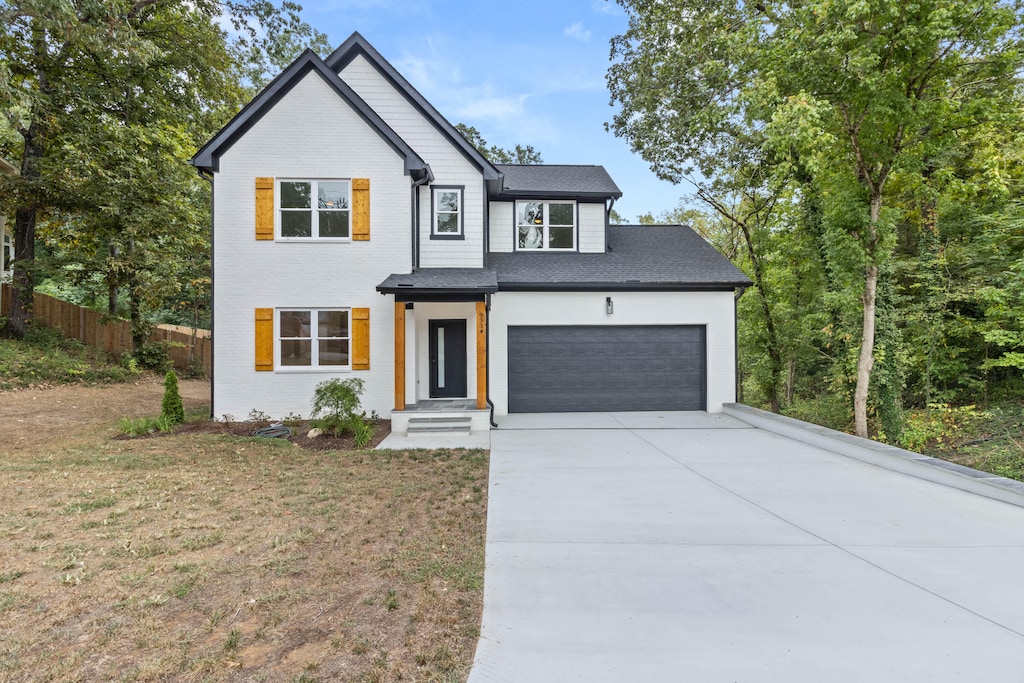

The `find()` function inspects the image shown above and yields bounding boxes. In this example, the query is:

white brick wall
[488,290,738,416]
[212,71,411,419]
[340,55,485,268]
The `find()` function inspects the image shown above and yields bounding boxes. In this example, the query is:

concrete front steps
[390,401,491,437]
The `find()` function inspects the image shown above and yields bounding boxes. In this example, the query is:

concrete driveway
[468,411,1024,682]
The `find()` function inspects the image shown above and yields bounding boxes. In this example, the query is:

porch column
[394,301,405,411]
[476,301,487,410]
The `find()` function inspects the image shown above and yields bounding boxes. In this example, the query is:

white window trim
[431,186,464,239]
[275,307,352,373]
[515,200,577,251]
[276,179,352,242]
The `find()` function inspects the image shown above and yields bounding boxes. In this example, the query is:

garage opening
[507,325,706,413]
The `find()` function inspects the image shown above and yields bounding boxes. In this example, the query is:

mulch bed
[122,418,392,450]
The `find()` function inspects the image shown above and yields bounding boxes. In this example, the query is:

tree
[454,123,543,164]
[608,0,1024,437]
[0,0,327,339]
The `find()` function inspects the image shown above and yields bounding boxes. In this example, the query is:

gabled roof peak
[326,32,501,181]
[191,49,429,178]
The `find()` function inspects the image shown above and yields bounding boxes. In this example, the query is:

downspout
[411,170,431,270]
[197,168,215,419]
[485,293,497,428]
[734,286,746,405]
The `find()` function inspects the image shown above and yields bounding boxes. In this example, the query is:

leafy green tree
[454,123,543,164]
[608,0,1024,437]
[0,0,327,339]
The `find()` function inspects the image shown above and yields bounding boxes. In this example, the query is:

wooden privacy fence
[2,284,211,376]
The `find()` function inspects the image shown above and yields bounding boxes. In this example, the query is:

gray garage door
[507,325,706,413]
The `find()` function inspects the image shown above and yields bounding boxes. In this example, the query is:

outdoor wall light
[606,297,614,315]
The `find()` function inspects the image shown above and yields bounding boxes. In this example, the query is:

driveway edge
[723,403,1024,510]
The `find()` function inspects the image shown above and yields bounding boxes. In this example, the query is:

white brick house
[192,33,751,431]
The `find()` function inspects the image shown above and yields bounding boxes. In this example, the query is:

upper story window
[431,186,463,239]
[279,180,350,239]
[516,201,576,250]
[279,308,350,369]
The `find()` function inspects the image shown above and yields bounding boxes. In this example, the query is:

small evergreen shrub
[133,341,172,372]
[161,371,185,426]
[310,378,374,444]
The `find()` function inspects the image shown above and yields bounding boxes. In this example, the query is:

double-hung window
[516,201,576,250]
[279,308,349,369]
[279,180,350,239]
[431,186,463,238]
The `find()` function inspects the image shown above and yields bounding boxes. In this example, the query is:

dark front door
[429,319,468,398]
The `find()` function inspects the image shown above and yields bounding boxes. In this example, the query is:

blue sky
[298,0,687,222]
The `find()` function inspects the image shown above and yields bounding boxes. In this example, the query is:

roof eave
[493,189,623,201]
[496,281,751,292]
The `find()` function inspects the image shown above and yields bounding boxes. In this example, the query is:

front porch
[377,268,497,440]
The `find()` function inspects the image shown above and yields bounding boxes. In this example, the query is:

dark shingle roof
[377,268,498,294]
[495,165,622,199]
[488,225,751,290]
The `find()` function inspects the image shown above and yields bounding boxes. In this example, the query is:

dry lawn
[0,379,488,682]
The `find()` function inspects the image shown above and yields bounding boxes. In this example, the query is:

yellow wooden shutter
[255,177,275,240]
[255,308,274,371]
[352,178,370,241]
[352,307,370,370]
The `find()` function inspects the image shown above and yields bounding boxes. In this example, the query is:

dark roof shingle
[495,165,622,199]
[377,268,498,294]
[488,225,751,290]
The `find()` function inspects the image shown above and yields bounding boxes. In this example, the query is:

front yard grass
[0,384,488,682]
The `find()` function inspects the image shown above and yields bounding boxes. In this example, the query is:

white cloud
[564,22,592,42]
[591,0,620,15]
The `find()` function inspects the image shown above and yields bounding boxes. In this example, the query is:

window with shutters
[278,180,350,239]
[279,308,350,369]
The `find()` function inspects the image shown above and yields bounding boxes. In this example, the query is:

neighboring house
[191,32,751,431]
[0,157,17,314]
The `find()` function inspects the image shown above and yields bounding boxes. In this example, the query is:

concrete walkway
[468,411,1024,682]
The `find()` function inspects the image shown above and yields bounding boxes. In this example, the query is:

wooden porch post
[394,301,405,411]
[476,301,487,410]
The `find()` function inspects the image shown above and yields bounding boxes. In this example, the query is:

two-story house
[191,32,751,433]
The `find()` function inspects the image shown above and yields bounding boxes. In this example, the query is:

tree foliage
[454,123,544,164]
[608,0,1024,437]
[0,0,327,345]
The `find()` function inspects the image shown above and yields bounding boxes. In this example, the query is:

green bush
[161,371,185,426]
[310,378,374,444]
[901,403,987,453]
[0,324,139,390]
[131,341,172,372]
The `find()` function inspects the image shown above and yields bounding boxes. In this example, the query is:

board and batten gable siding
[211,70,410,419]
[339,54,485,268]
[488,200,607,253]
[487,290,738,416]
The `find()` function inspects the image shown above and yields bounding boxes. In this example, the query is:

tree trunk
[107,243,119,315]
[2,122,43,338]
[854,194,882,438]
[739,222,783,412]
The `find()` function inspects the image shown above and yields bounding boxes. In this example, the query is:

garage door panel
[508,325,706,413]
